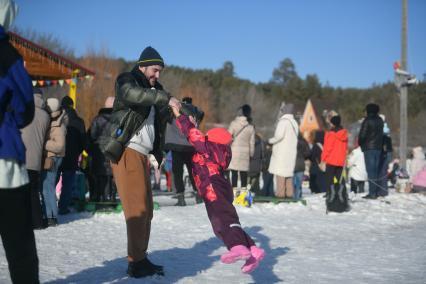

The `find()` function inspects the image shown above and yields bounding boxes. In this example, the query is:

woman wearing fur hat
[41,97,66,227]
[171,104,265,274]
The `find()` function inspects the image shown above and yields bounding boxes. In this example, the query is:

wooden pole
[399,0,408,170]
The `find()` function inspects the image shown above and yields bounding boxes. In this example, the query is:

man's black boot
[127,258,164,278]
[143,257,164,274]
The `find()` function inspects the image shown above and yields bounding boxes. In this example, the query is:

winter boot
[220,245,251,264]
[241,246,265,273]
[127,257,164,278]
[175,193,186,206]
[47,218,58,227]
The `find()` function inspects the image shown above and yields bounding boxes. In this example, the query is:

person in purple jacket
[170,104,265,274]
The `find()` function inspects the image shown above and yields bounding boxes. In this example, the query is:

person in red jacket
[321,115,348,193]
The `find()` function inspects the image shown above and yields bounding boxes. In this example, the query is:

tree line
[14,28,426,147]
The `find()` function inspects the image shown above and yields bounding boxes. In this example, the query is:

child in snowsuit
[172,107,265,273]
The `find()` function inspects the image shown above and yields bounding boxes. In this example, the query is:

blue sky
[13,0,426,88]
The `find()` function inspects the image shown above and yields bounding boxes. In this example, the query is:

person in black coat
[358,103,384,199]
[309,130,326,193]
[89,97,117,201]
[58,96,87,214]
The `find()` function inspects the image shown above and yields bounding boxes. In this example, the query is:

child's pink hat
[207,128,232,145]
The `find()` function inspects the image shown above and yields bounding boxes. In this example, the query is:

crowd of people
[1,1,426,281]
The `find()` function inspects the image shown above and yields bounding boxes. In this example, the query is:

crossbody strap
[233,124,249,139]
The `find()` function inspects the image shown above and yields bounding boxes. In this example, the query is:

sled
[253,196,307,206]
[74,201,161,213]
[73,200,122,213]
[233,190,253,207]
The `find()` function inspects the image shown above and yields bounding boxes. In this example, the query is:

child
[171,106,265,273]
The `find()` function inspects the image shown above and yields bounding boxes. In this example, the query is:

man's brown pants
[111,148,153,262]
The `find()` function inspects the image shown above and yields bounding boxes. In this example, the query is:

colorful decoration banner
[30,75,94,87]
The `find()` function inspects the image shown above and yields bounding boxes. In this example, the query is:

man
[0,0,39,282]
[107,46,179,278]
[358,103,384,199]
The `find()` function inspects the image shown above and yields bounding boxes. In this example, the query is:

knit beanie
[207,128,232,145]
[137,46,164,67]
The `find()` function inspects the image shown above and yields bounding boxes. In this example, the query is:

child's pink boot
[241,246,265,273]
[220,245,251,264]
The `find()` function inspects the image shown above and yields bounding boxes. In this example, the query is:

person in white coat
[348,144,368,193]
[227,104,255,192]
[268,104,298,198]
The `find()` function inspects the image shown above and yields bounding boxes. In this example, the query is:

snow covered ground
[1,189,425,284]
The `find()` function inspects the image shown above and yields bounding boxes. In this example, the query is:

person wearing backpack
[321,115,349,212]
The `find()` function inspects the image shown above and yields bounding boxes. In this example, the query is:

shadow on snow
[46,226,289,283]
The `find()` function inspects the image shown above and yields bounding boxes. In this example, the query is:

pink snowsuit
[176,115,255,249]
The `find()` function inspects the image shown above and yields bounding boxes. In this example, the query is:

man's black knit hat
[137,46,164,67]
